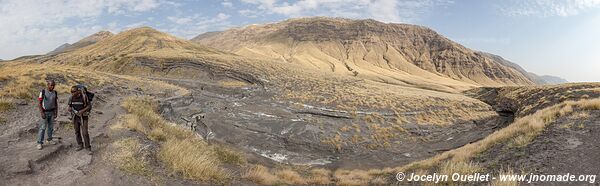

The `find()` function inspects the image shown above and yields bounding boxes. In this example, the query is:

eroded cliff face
[193,17,535,90]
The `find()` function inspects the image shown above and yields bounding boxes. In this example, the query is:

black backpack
[73,84,95,113]
[76,84,95,103]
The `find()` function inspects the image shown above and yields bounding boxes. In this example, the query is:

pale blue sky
[1,0,599,82]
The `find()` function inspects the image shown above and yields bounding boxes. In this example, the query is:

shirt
[38,89,57,111]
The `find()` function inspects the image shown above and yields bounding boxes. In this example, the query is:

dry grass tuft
[120,114,146,133]
[334,169,372,186]
[242,165,336,185]
[243,165,281,185]
[213,145,246,165]
[121,96,229,183]
[510,134,536,148]
[580,98,600,110]
[0,99,14,112]
[569,111,590,120]
[112,138,152,176]
[160,138,228,182]
[276,169,307,185]
[307,168,333,184]
[439,161,482,176]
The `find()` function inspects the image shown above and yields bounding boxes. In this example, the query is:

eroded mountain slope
[34,27,496,126]
[193,17,535,92]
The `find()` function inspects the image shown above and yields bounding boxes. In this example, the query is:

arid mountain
[192,17,535,92]
[480,52,568,85]
[47,43,71,55]
[539,75,568,84]
[47,31,114,55]
[35,26,496,126]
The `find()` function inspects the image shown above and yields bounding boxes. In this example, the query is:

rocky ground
[157,77,516,170]
[0,79,200,186]
[1,70,599,186]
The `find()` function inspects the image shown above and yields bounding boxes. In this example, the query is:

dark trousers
[73,115,90,149]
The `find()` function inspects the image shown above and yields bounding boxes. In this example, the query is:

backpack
[76,84,95,103]
[69,84,95,114]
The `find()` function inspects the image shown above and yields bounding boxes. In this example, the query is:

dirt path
[0,85,138,186]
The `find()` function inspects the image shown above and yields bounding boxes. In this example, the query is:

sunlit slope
[28,26,497,125]
[193,17,535,92]
[47,31,114,55]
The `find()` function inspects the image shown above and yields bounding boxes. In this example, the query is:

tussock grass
[510,134,536,148]
[112,138,152,176]
[437,161,482,185]
[121,96,229,183]
[243,165,280,185]
[275,169,307,185]
[307,168,332,185]
[439,161,482,176]
[119,114,146,133]
[580,98,600,110]
[213,145,246,165]
[569,111,590,120]
[489,167,518,186]
[160,138,227,181]
[242,165,336,185]
[0,99,14,112]
[334,169,372,186]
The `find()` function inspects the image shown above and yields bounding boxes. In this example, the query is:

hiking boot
[75,146,84,151]
[86,148,93,155]
[37,144,43,150]
[47,139,57,145]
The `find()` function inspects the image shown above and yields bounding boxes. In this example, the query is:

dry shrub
[243,165,280,185]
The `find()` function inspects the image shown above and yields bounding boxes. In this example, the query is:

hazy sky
[1,0,599,82]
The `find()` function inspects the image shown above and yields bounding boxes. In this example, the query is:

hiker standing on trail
[68,85,92,155]
[37,80,58,150]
